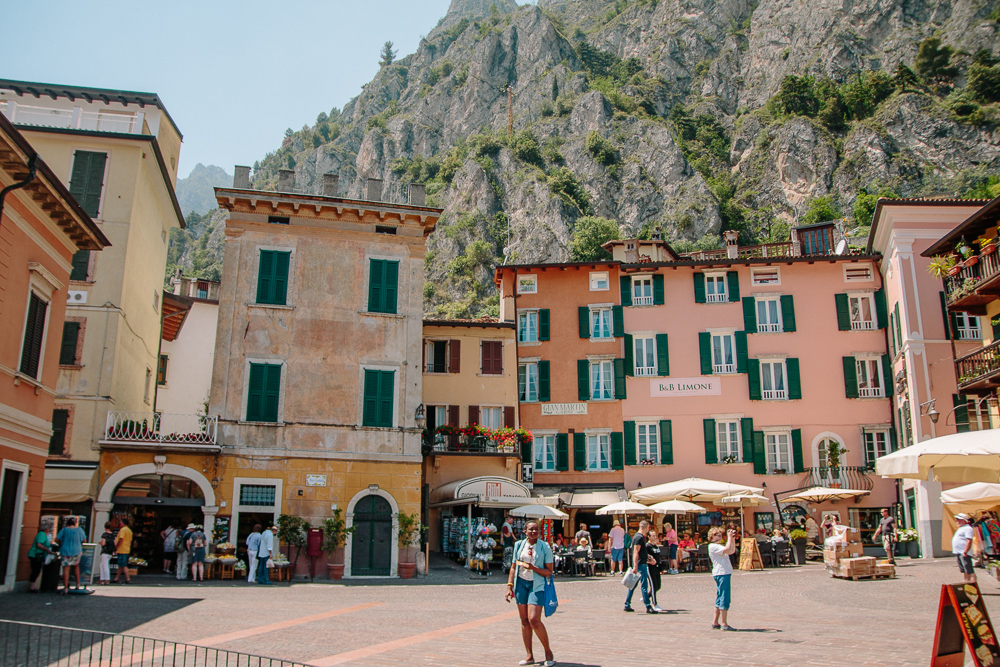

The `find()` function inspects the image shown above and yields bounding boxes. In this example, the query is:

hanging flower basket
[964,256,979,268]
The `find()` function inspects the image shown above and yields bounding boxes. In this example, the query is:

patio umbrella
[940,483,1000,545]
[715,493,770,533]
[875,430,1000,483]
[630,477,764,504]
[509,504,569,519]
[781,487,871,504]
[596,501,659,515]
[647,499,708,514]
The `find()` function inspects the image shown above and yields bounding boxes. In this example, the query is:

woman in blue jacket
[504,521,555,667]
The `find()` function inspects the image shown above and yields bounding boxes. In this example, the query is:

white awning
[430,476,532,509]
[567,490,625,508]
[42,467,98,503]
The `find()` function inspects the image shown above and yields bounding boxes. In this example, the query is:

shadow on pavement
[0,593,198,634]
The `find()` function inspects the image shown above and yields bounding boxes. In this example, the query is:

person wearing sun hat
[953,513,977,584]
[176,523,195,581]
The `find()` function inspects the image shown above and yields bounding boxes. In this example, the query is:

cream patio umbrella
[509,504,570,520]
[596,500,661,537]
[715,492,770,534]
[630,477,764,504]
[875,431,1000,483]
[940,483,1000,544]
[781,487,871,504]
[647,499,708,514]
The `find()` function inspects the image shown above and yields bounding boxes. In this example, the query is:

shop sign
[305,474,327,487]
[522,463,534,485]
[650,377,721,397]
[541,403,587,416]
[454,476,531,505]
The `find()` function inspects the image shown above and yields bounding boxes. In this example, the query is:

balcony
[762,389,787,400]
[945,246,1000,314]
[635,366,656,377]
[423,434,520,456]
[633,295,654,306]
[800,466,874,490]
[1,101,145,134]
[956,339,1000,396]
[100,412,219,452]
[757,322,782,333]
[681,241,869,261]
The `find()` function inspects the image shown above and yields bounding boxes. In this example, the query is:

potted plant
[826,442,848,487]
[979,237,997,256]
[396,511,424,579]
[321,509,354,580]
[927,255,957,279]
[789,528,809,565]
[898,527,920,559]
[277,513,311,575]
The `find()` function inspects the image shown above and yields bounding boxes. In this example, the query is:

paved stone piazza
[3,558,993,666]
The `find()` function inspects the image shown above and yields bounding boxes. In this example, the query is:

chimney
[408,183,425,206]
[366,178,383,202]
[724,230,740,259]
[233,165,251,189]
[322,173,340,197]
[277,169,295,192]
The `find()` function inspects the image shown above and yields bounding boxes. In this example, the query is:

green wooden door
[352,495,392,576]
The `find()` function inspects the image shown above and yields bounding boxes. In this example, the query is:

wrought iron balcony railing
[956,339,1000,395]
[945,245,1000,314]
[423,434,520,455]
[101,411,218,448]
[799,466,874,491]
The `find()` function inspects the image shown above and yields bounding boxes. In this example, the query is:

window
[480,407,502,429]
[591,307,613,339]
[751,267,780,286]
[59,322,80,365]
[375,225,396,235]
[856,357,884,398]
[256,250,291,306]
[157,354,168,385]
[705,274,727,303]
[849,294,876,330]
[765,432,792,473]
[70,251,90,281]
[864,430,890,467]
[761,360,787,400]
[587,433,611,470]
[637,423,659,463]
[756,297,782,333]
[49,409,69,456]
[267,216,290,225]
[633,337,656,377]
[535,434,556,471]
[711,333,736,374]
[19,292,48,379]
[367,259,398,314]
[248,362,282,423]
[590,272,609,291]
[590,360,614,399]
[68,150,107,217]
[955,312,982,340]
[239,484,276,506]
[362,369,394,427]
[429,405,449,431]
[426,340,449,373]
[196,281,209,299]
[632,276,653,306]
[481,341,503,375]
[518,311,538,342]
[844,264,873,282]
[717,421,741,461]
[519,362,539,402]
[517,275,537,294]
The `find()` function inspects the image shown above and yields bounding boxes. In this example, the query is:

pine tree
[379,41,397,68]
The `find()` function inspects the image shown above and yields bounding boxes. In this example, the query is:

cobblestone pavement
[2,558,995,666]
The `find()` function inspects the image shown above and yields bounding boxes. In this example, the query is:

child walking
[708,526,738,631]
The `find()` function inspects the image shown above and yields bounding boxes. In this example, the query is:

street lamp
[414,404,426,430]
[919,399,940,424]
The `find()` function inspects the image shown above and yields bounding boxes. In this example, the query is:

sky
[4,0,463,178]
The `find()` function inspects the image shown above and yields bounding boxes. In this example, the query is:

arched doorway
[351,495,392,576]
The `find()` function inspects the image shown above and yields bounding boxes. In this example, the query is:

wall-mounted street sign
[305,474,327,487]
[541,403,588,416]
[650,377,722,397]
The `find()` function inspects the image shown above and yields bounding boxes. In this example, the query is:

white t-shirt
[609,525,626,550]
[517,541,536,581]
[953,524,974,555]
[709,542,733,576]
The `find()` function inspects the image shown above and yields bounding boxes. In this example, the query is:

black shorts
[957,553,975,574]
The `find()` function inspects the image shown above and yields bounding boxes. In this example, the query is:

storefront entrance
[111,474,205,572]
[351,495,392,576]
[0,468,24,587]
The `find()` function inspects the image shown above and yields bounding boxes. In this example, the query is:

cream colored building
[0,79,185,533]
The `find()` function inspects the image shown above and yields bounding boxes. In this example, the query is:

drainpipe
[0,154,38,224]
[512,267,521,482]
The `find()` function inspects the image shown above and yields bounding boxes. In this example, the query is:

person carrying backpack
[188,525,207,582]
[176,523,193,580]
[161,524,177,574]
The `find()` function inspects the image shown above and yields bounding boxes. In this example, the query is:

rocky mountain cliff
[176,164,233,215]
[242,0,1000,317]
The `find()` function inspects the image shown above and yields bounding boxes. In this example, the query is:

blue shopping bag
[543,575,558,617]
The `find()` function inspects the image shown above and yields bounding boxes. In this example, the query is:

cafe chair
[693,544,711,572]
[758,541,776,567]
[590,549,607,574]
[774,542,790,566]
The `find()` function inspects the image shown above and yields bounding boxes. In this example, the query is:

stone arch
[810,431,847,487]
[344,487,399,578]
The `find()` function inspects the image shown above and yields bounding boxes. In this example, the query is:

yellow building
[420,319,523,554]
[209,170,440,578]
[0,79,185,537]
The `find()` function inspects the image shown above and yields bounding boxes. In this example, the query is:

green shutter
[659,420,673,465]
[699,332,713,374]
[263,364,282,422]
[939,292,952,340]
[538,360,550,402]
[620,277,632,307]
[740,418,754,463]
[703,419,717,464]
[273,251,290,306]
[735,331,748,373]
[59,322,79,365]
[368,259,383,312]
[835,293,851,331]
[612,305,624,337]
[518,364,526,400]
[539,309,550,341]
[727,271,740,302]
[747,359,762,400]
[362,369,380,426]
[694,272,706,303]
[881,354,893,397]
[257,251,274,304]
[69,151,107,217]
[786,358,801,400]
[752,431,766,475]
[894,303,902,349]
[556,433,569,471]
[257,251,290,305]
[623,421,636,466]
[521,433,532,463]
[791,429,804,473]
[578,307,590,338]
[383,261,399,314]
[573,433,586,470]
[624,334,634,376]
[656,333,669,376]
[890,310,898,353]
[889,427,897,452]
[19,294,46,378]
[843,357,859,398]
[874,289,888,329]
[367,259,397,313]
[653,274,664,305]
[614,358,627,399]
[611,431,624,470]
[780,295,796,332]
[247,363,266,421]
[577,360,590,401]
[70,251,90,281]
[742,297,757,333]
